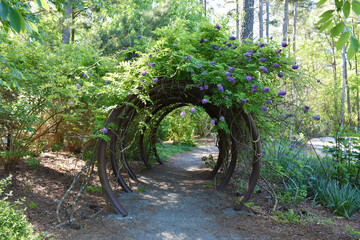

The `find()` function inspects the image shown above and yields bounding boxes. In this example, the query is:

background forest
[1,0,360,239]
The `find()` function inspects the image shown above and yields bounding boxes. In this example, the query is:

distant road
[308,137,336,155]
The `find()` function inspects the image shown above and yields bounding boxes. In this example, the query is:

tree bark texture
[266,0,270,41]
[292,0,298,59]
[62,4,71,44]
[282,0,289,42]
[241,0,255,41]
[259,0,263,38]
[236,0,240,39]
[341,45,347,127]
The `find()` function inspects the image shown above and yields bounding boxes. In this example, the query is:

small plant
[86,185,102,193]
[346,225,360,239]
[274,209,302,224]
[26,157,40,169]
[0,175,40,239]
[29,201,37,209]
[202,154,215,169]
[135,186,146,193]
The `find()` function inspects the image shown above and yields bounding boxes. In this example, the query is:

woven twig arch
[98,78,261,217]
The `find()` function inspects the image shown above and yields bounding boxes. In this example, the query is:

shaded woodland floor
[1,140,359,239]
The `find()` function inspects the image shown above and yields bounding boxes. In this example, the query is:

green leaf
[39,0,49,11]
[0,0,9,20]
[347,44,356,60]
[35,0,42,8]
[336,31,351,50]
[352,0,360,15]
[343,1,350,18]
[336,0,344,10]
[317,10,334,24]
[27,22,38,33]
[317,0,328,7]
[319,20,333,33]
[330,22,345,37]
[350,36,359,52]
[8,7,25,33]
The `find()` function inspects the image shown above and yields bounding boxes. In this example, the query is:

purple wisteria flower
[180,112,186,118]
[202,99,207,104]
[137,35,142,39]
[215,24,221,30]
[227,43,232,47]
[228,67,234,71]
[200,38,205,43]
[229,36,236,40]
[266,119,269,122]
[261,106,268,112]
[210,119,215,125]
[317,79,321,83]
[149,54,152,57]
[185,56,190,60]
[152,78,159,83]
[149,62,155,67]
[260,66,269,73]
[102,128,108,134]
[247,57,251,62]
[69,101,73,106]
[244,52,253,57]
[314,116,320,121]
[231,45,238,49]
[266,99,272,104]
[122,47,127,50]
[260,57,267,62]
[263,87,269,92]
[81,73,86,78]
[218,84,224,92]
[223,41,227,44]
[305,105,310,109]
[292,65,299,70]
[273,63,280,68]
[125,56,129,60]
[204,85,209,90]
[82,91,86,94]
[200,86,204,91]
[71,75,75,79]
[93,56,96,59]
[225,72,231,77]
[104,80,110,84]
[278,73,284,78]
[275,49,282,54]
[304,108,309,113]
[214,46,220,50]
[227,77,235,83]
[252,88,257,93]
[242,99,247,103]
[245,75,254,81]
[282,42,288,47]
[210,61,216,66]
[76,83,81,89]
[252,84,258,88]
[259,43,265,47]
[219,116,225,121]
[141,71,146,76]
[190,107,196,113]
[202,71,207,74]
[278,90,286,96]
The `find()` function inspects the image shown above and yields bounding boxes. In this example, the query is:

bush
[0,175,40,239]
[309,174,360,219]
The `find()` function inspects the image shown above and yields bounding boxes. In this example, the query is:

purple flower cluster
[225,72,231,77]
[263,87,269,93]
[227,77,235,83]
[260,66,269,73]
[314,116,320,121]
[242,99,247,103]
[102,128,108,134]
[278,90,286,96]
[273,63,280,68]
[76,83,81,89]
[210,61,216,66]
[202,99,207,104]
[252,84,257,93]
[149,62,155,67]
[190,107,196,113]
[152,78,158,83]
[219,116,225,121]
[245,75,254,81]
[210,119,215,125]
[304,105,310,113]
[229,36,236,40]
[275,49,282,54]
[292,65,299,70]
[259,42,265,47]
[218,84,224,92]
[228,67,234,71]
[141,71,146,76]
[261,106,268,112]
[215,24,221,30]
[282,42,288,47]
[180,111,185,118]
[266,99,272,104]
[278,72,284,78]
[260,57,267,62]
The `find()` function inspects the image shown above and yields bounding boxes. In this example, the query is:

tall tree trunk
[292,0,298,59]
[204,0,207,17]
[259,0,264,38]
[266,0,270,41]
[236,0,240,39]
[331,38,338,119]
[62,4,71,44]
[354,20,360,128]
[282,0,289,42]
[241,0,255,41]
[341,45,347,127]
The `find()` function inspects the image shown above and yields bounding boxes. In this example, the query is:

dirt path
[55,143,351,240]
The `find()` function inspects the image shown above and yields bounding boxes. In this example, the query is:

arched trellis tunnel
[98,78,261,217]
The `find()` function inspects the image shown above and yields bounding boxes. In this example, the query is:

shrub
[0,175,40,239]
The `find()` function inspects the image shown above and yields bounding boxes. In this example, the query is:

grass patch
[155,143,196,162]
